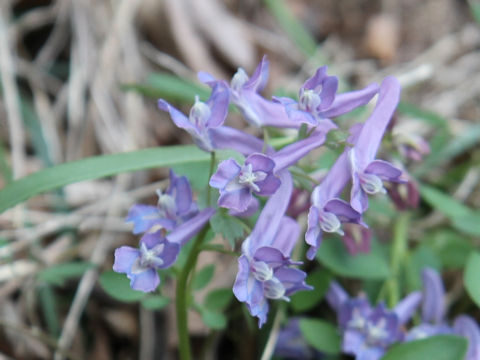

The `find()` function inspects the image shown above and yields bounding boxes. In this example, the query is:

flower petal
[209,126,268,156]
[421,267,446,324]
[271,216,300,257]
[244,55,269,92]
[113,246,140,274]
[167,208,215,246]
[209,158,241,189]
[207,82,230,128]
[233,255,251,302]
[322,82,379,118]
[158,99,196,132]
[394,291,422,325]
[326,281,349,313]
[453,315,480,360]
[130,268,160,292]
[218,187,252,212]
[365,160,403,182]
[305,205,322,260]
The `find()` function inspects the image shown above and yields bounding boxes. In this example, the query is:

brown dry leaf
[365,14,400,64]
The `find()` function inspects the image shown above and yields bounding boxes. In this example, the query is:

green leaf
[99,270,146,303]
[397,102,447,127]
[204,288,233,311]
[452,213,480,236]
[201,308,227,330]
[426,229,475,269]
[419,184,472,218]
[0,145,209,213]
[464,252,480,307]
[38,262,94,286]
[299,318,341,355]
[192,264,215,291]
[209,211,246,248]
[122,73,210,103]
[382,335,467,360]
[470,0,480,24]
[290,269,331,312]
[263,0,318,58]
[317,239,390,280]
[141,295,170,310]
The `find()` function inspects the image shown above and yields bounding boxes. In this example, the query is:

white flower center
[156,189,176,218]
[299,89,321,113]
[252,261,274,282]
[366,318,389,345]
[319,211,344,236]
[231,68,249,91]
[359,173,386,195]
[189,96,211,129]
[263,277,289,301]
[237,163,267,193]
[347,307,366,330]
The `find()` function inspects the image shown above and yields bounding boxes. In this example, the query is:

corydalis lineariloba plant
[112,56,417,359]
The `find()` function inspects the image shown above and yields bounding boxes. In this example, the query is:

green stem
[176,225,210,360]
[206,151,216,207]
[386,212,410,307]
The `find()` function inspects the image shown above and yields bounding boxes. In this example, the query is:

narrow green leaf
[464,252,480,307]
[452,213,480,236]
[397,102,447,127]
[99,270,146,303]
[122,73,210,103]
[419,184,472,219]
[204,288,233,311]
[38,261,94,286]
[192,264,215,291]
[382,335,467,360]
[299,318,341,355]
[0,145,209,213]
[290,270,331,312]
[38,284,60,337]
[141,295,170,310]
[263,0,318,58]
[426,229,475,269]
[317,239,390,279]
[0,141,13,184]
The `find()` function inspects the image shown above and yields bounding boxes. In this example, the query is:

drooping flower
[274,66,379,129]
[199,56,293,128]
[114,208,215,292]
[126,170,197,234]
[348,76,404,213]
[386,172,420,211]
[233,170,312,327]
[158,82,230,152]
[305,151,363,260]
[327,281,421,360]
[341,223,372,255]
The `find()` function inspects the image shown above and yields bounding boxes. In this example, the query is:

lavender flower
[199,56,293,128]
[348,77,404,213]
[233,170,311,327]
[209,153,280,213]
[210,131,327,213]
[327,282,421,360]
[274,66,379,129]
[158,82,229,152]
[126,170,197,234]
[114,208,215,292]
[305,152,363,260]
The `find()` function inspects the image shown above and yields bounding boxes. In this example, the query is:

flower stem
[176,225,210,360]
[206,151,216,207]
[387,212,410,307]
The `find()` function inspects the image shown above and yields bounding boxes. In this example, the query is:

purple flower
[327,282,421,360]
[274,318,319,359]
[114,208,215,292]
[126,170,197,234]
[210,153,280,213]
[348,77,404,213]
[233,170,311,327]
[453,316,480,360]
[305,152,363,260]
[341,223,372,255]
[210,131,327,213]
[274,66,379,129]
[199,56,297,129]
[158,82,229,152]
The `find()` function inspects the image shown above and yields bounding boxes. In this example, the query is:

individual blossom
[348,76,404,214]
[126,170,197,234]
[393,129,431,162]
[199,56,293,128]
[158,82,229,152]
[327,281,422,360]
[233,170,312,327]
[305,151,363,260]
[114,208,215,292]
[386,173,420,211]
[274,318,320,359]
[274,66,379,129]
[210,130,327,213]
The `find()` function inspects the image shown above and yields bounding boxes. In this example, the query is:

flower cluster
[113,170,214,292]
[154,56,406,327]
